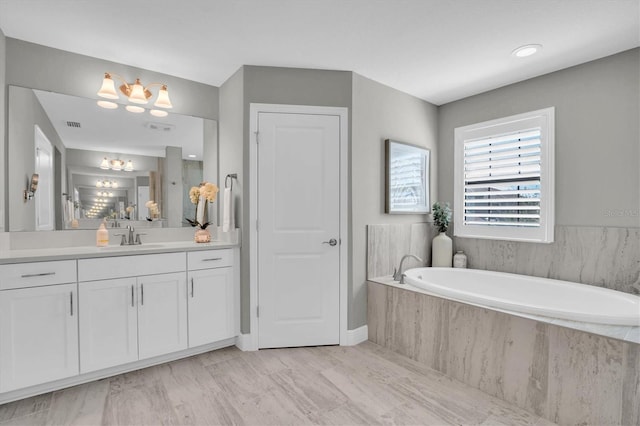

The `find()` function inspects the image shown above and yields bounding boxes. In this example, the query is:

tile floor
[0,341,557,425]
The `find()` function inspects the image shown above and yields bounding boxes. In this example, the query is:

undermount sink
[99,243,166,251]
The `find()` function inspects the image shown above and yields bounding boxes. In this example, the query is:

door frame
[249,103,349,351]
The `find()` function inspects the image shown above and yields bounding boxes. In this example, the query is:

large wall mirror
[7,85,217,231]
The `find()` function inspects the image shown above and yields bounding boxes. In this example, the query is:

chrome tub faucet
[393,254,423,284]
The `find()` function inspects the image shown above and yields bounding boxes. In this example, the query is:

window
[454,107,555,243]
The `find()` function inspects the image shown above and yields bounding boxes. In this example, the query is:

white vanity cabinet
[0,245,238,403]
[78,277,138,372]
[137,272,188,359]
[187,249,237,347]
[78,253,187,373]
[0,261,79,393]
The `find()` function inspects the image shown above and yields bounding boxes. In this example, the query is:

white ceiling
[1,0,638,105]
[34,89,204,160]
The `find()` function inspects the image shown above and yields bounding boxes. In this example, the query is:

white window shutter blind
[463,129,542,227]
[454,107,555,243]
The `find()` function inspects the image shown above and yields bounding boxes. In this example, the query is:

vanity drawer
[0,260,77,290]
[188,249,233,270]
[78,252,185,282]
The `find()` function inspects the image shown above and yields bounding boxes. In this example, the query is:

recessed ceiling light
[512,44,542,58]
[188,154,196,158]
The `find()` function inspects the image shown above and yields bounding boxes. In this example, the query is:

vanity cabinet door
[0,283,79,392]
[79,278,138,373]
[187,267,235,347]
[137,273,188,360]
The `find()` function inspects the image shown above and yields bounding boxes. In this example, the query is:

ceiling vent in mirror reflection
[146,122,175,132]
[66,121,81,128]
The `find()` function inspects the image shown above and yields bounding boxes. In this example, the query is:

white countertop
[0,240,238,264]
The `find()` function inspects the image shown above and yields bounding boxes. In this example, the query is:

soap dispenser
[96,221,109,247]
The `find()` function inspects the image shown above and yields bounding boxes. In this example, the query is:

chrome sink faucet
[115,225,142,245]
[393,254,423,284]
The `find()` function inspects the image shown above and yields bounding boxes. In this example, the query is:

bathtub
[403,267,640,326]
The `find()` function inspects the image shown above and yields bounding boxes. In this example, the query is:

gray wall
[8,86,66,231]
[220,66,439,331]
[5,38,218,119]
[351,73,438,328]
[0,28,6,231]
[243,66,353,332]
[219,66,353,333]
[439,48,639,228]
[218,67,245,330]
[438,48,640,294]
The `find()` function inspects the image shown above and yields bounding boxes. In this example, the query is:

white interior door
[257,111,341,349]
[35,125,54,230]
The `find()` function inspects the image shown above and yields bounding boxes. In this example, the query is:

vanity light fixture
[97,72,173,109]
[188,154,196,158]
[512,44,542,58]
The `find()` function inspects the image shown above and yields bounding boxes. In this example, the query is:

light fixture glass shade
[97,100,118,109]
[104,181,112,188]
[150,109,168,117]
[112,181,119,189]
[96,180,104,188]
[126,105,145,113]
[154,86,173,108]
[111,160,123,171]
[129,79,148,104]
[125,160,134,172]
[100,157,110,169]
[97,74,119,99]
[108,192,114,197]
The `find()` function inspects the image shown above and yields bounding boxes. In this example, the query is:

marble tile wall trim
[454,225,640,295]
[366,223,435,279]
[368,281,640,426]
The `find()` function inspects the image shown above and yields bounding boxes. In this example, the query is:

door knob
[322,238,338,246]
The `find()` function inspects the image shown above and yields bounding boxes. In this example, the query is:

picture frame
[385,139,430,214]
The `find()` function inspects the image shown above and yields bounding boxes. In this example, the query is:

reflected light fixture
[126,105,145,113]
[97,100,118,109]
[96,179,119,188]
[99,157,134,172]
[150,109,168,118]
[97,72,173,111]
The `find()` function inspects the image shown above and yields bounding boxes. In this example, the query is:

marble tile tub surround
[366,222,437,278]
[454,225,640,295]
[368,281,640,426]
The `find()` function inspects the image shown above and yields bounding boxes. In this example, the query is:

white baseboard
[235,333,257,351]
[344,325,368,346]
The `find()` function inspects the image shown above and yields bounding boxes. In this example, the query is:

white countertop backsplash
[0,227,240,263]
